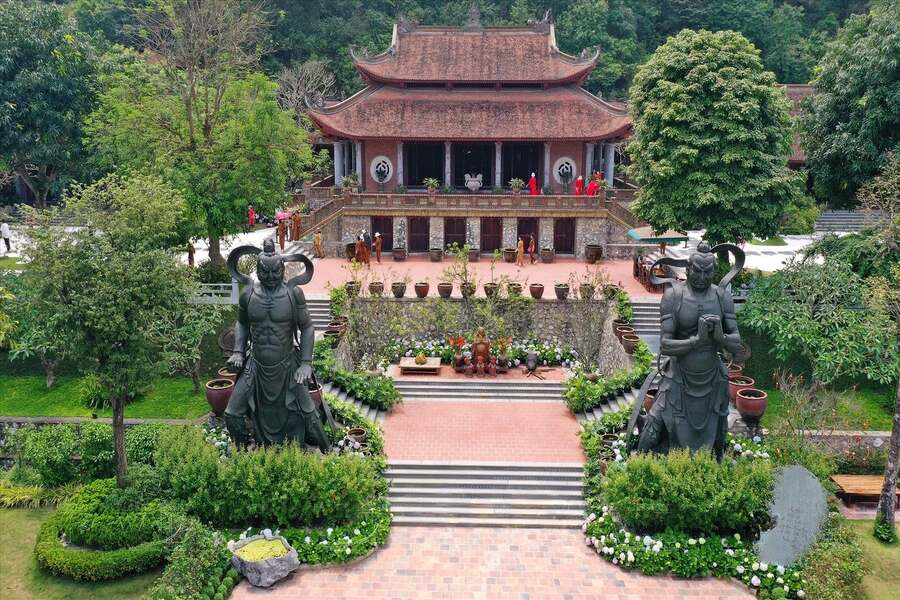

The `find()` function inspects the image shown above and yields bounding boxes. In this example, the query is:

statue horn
[227,245,261,287]
[284,253,315,287]
[648,257,689,286]
[710,243,745,290]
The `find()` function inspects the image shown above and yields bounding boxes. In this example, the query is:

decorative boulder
[230,533,300,588]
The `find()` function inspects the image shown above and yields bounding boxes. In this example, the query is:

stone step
[391,515,583,528]
[387,496,585,510]
[389,505,584,520]
[388,460,583,471]
[388,486,584,500]
[386,468,583,480]
[388,477,583,490]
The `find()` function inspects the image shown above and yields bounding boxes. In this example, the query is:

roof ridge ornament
[464,5,482,31]
[528,9,552,33]
[397,14,417,34]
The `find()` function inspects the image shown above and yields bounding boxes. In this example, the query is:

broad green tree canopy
[628,29,801,244]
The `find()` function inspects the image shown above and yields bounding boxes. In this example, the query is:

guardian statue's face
[257,257,284,289]
[686,255,715,291]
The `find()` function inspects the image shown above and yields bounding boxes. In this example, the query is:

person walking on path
[291,211,301,241]
[373,232,383,263]
[360,229,372,266]
[313,229,324,258]
[528,235,536,264]
[1,220,11,254]
[277,219,286,251]
[516,237,525,267]
[186,240,195,267]
[354,235,366,265]
[247,205,256,228]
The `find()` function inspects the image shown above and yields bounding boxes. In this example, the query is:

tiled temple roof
[308,84,631,141]
[784,84,816,165]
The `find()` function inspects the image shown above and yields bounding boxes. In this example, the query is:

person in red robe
[247,205,256,227]
[527,172,538,195]
[373,232,383,263]
[575,176,584,195]
[586,172,601,196]
[528,235,537,264]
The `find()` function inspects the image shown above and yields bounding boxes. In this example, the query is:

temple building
[306,14,640,259]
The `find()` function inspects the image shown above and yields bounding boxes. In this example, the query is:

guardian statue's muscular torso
[635,242,744,460]
[224,240,328,450]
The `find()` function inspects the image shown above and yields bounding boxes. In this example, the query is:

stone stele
[231,534,300,587]
[756,464,828,567]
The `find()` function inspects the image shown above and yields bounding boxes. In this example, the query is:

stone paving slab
[383,401,584,463]
[231,526,753,600]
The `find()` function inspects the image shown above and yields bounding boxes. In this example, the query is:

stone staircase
[386,461,585,528]
[630,300,661,336]
[573,386,639,424]
[306,298,332,331]
[392,378,564,402]
[320,381,387,424]
[814,210,886,232]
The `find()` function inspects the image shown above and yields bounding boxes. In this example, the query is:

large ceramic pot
[736,388,768,428]
[217,367,237,383]
[468,248,480,262]
[326,320,346,334]
[347,427,367,444]
[508,282,523,296]
[368,281,384,296]
[529,283,545,299]
[585,244,603,264]
[729,375,755,404]
[391,282,407,298]
[429,247,443,262]
[612,318,629,330]
[615,325,635,342]
[579,283,595,300]
[554,284,569,300]
[461,282,476,298]
[540,248,554,263]
[727,364,744,378]
[437,282,453,298]
[484,282,499,298]
[323,330,341,343]
[344,281,360,298]
[622,334,640,355]
[205,378,235,416]
[344,242,356,260]
[503,248,517,263]
[414,282,430,298]
[392,247,407,262]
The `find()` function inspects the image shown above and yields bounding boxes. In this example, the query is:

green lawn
[0,375,208,419]
[846,520,900,600]
[0,508,160,599]
[760,387,894,431]
[0,256,26,270]
[750,236,788,246]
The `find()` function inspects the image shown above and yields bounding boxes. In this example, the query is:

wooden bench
[399,356,441,375]
[831,475,900,507]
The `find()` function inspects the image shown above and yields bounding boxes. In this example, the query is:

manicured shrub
[16,424,79,487]
[281,498,392,565]
[54,478,181,549]
[78,421,115,480]
[34,514,167,581]
[564,340,653,413]
[155,426,381,528]
[313,338,401,411]
[144,519,231,600]
[125,422,170,465]
[801,515,866,600]
[603,449,774,536]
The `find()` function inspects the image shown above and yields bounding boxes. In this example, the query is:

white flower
[698,537,705,545]
[626,551,634,563]
[736,566,745,574]
[619,552,626,562]
[304,536,312,544]
[327,527,334,536]
[777,577,784,584]
[752,435,762,443]
[777,565,785,575]
[643,536,652,546]
[752,562,759,571]
[675,542,681,549]
[734,533,741,541]
[767,573,774,579]
[588,513,597,522]
[239,533,246,540]
[345,547,352,555]
[262,528,272,538]
[726,549,735,556]
[760,563,768,572]
[688,538,697,545]
[343,536,351,542]
[750,576,761,587]
[797,591,805,598]
[584,537,592,546]
[354,528,361,535]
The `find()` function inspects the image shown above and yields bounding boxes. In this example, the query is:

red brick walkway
[382,401,584,462]
[231,526,753,600]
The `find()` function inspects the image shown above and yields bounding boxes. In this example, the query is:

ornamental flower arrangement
[448,335,466,353]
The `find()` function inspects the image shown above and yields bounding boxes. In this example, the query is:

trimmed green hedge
[564,340,653,413]
[313,338,400,411]
[34,514,168,581]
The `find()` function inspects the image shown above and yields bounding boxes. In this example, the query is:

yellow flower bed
[234,539,288,562]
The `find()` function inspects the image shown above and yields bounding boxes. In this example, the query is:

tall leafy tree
[628,29,801,243]
[0,0,98,208]
[800,3,900,206]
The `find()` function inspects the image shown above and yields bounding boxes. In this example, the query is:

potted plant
[437,281,453,298]
[347,427,367,444]
[615,324,634,342]
[621,333,640,354]
[554,282,570,300]
[529,283,544,299]
[205,378,235,416]
[429,247,443,262]
[217,367,237,383]
[540,247,554,263]
[344,280,361,298]
[368,281,384,296]
[507,282,522,296]
[509,177,525,195]
[414,279,430,298]
[541,183,553,195]
[340,173,359,192]
[391,280,407,298]
[423,177,440,196]
[461,282,476,298]
[579,282,595,300]
[585,243,603,264]
[484,250,500,297]
[392,246,407,261]
[728,375,755,403]
[468,247,480,262]
[736,388,768,429]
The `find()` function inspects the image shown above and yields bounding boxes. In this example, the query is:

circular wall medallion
[553,157,576,185]
[369,155,393,184]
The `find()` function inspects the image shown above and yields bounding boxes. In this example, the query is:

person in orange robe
[373,232,383,263]
[291,211,301,241]
[354,236,365,264]
[528,235,536,264]
[276,219,286,250]
[516,237,525,266]
[313,229,324,258]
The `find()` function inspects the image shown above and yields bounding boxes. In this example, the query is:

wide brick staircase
[386,461,585,528]
[392,378,564,402]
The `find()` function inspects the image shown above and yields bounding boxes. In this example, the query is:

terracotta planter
[736,388,768,427]
[579,283,595,300]
[727,364,744,377]
[308,381,323,408]
[729,375,755,404]
[622,334,640,355]
[601,433,619,447]
[414,282,430,298]
[540,248,554,263]
[323,330,341,343]
[642,388,659,412]
[344,281,360,298]
[612,318,629,331]
[461,282,476,298]
[503,248,517,263]
[217,367,237,383]
[554,284,569,300]
[484,282,499,298]
[368,281,384,296]
[429,247,443,262]
[391,282,407,298]
[585,244,603,264]
[529,283,545,299]
[437,282,453,298]
[326,320,346,332]
[615,325,635,342]
[507,282,522,296]
[392,247,407,262]
[347,427,367,444]
[205,378,234,416]
[468,248,480,262]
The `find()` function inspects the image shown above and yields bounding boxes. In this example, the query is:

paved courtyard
[232,526,753,600]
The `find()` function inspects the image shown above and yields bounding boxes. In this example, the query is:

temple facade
[306,15,639,259]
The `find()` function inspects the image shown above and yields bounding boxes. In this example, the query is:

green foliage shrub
[804,229,899,280]
[195,260,231,284]
[767,435,837,485]
[564,340,653,413]
[34,514,168,581]
[780,194,820,234]
[604,450,774,536]
[78,372,105,409]
[329,285,349,319]
[55,478,180,549]
[282,498,392,564]
[15,424,79,487]
[313,338,401,411]
[615,289,633,322]
[155,426,381,528]
[801,515,867,600]
[834,444,888,475]
[124,422,169,465]
[873,514,898,544]
[144,518,232,600]
[78,421,115,480]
